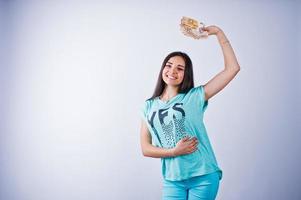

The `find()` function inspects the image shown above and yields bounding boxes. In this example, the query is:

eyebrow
[166,62,185,68]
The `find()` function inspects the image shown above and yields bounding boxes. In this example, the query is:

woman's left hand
[201,25,222,36]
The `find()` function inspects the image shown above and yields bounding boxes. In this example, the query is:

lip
[166,75,177,80]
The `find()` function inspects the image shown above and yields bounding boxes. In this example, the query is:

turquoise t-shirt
[141,85,223,181]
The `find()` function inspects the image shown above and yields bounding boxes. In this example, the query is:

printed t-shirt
[141,85,223,181]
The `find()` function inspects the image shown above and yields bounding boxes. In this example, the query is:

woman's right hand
[201,25,222,36]
[172,136,199,156]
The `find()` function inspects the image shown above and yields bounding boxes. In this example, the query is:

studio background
[1,0,300,200]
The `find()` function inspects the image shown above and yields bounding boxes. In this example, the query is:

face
[162,56,186,87]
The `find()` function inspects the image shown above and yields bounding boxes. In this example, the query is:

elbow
[141,149,150,157]
[231,66,240,73]
[225,65,240,73]
[229,65,240,74]
[235,64,241,72]
[141,142,153,157]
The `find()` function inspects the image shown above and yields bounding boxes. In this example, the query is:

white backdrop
[1,0,300,199]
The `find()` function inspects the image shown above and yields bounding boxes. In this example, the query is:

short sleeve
[140,100,150,123]
[194,85,209,112]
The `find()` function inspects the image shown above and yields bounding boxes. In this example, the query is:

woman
[140,25,240,200]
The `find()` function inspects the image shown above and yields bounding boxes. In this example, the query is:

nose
[170,67,177,74]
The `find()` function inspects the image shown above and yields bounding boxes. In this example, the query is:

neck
[160,85,179,100]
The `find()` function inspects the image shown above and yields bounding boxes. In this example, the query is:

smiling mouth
[166,75,177,80]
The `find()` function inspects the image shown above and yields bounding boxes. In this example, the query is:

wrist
[216,31,229,44]
[170,148,177,157]
[220,40,230,45]
[215,29,223,36]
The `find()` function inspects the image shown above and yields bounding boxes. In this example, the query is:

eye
[165,65,172,68]
[178,68,184,71]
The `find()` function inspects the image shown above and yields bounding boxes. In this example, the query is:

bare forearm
[216,30,240,71]
[143,144,175,158]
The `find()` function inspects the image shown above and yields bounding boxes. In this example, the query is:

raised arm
[202,26,241,101]
[140,120,198,158]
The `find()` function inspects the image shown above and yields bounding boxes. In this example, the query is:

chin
[163,79,182,87]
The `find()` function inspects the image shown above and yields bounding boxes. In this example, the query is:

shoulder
[185,85,207,106]
[142,98,156,111]
[185,85,205,96]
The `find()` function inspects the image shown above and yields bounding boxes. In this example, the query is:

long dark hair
[148,51,195,100]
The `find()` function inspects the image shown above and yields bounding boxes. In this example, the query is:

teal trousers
[162,171,220,200]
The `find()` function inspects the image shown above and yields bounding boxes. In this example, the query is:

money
[180,16,208,39]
